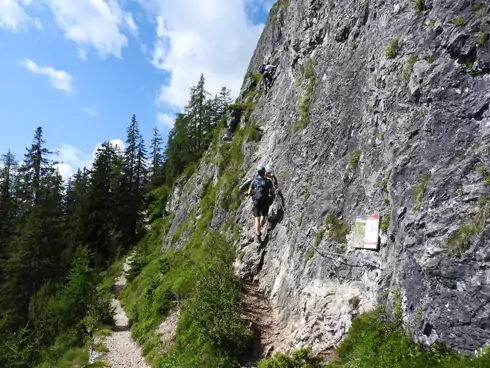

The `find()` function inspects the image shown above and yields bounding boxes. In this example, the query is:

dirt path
[91,257,150,368]
[239,281,287,366]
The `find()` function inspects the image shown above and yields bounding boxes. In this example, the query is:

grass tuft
[385,39,399,59]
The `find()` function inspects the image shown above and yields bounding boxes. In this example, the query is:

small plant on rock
[402,55,418,81]
[451,16,464,27]
[448,196,490,257]
[478,31,487,47]
[325,214,350,244]
[304,247,315,265]
[429,18,436,30]
[259,347,323,368]
[412,173,430,211]
[349,149,361,168]
[349,296,361,309]
[385,39,399,59]
[475,3,487,17]
[380,214,390,233]
[411,0,425,14]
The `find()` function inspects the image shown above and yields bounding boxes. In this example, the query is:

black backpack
[259,64,266,74]
[253,176,272,206]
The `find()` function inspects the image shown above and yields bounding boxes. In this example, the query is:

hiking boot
[255,234,261,243]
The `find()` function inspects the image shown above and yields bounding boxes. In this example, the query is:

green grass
[475,3,487,17]
[120,124,254,367]
[447,196,490,257]
[121,231,252,367]
[36,346,110,368]
[385,39,399,59]
[304,247,315,265]
[349,149,361,168]
[293,58,316,131]
[412,173,430,212]
[325,215,350,244]
[429,18,436,30]
[259,306,490,367]
[451,16,464,27]
[304,228,325,265]
[259,347,324,367]
[411,0,425,14]
[380,214,390,233]
[477,31,487,47]
[402,55,418,81]
[415,305,423,325]
[425,57,437,64]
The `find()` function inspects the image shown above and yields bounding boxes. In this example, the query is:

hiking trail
[239,281,287,366]
[91,257,149,368]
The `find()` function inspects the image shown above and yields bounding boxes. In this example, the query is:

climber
[248,165,275,242]
[260,62,277,92]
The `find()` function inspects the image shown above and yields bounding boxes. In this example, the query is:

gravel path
[95,257,150,368]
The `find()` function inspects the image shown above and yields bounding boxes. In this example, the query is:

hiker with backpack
[259,62,277,92]
[248,165,275,243]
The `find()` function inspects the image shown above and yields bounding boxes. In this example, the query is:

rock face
[164,0,490,357]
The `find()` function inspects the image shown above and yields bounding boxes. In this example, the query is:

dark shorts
[253,204,269,218]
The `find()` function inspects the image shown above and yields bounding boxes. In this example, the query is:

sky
[0,0,273,180]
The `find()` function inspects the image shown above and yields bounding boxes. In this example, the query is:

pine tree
[85,142,121,268]
[63,168,90,268]
[17,127,56,206]
[0,128,65,331]
[149,127,165,190]
[0,150,19,291]
[120,115,148,245]
[217,86,232,116]
[185,74,211,155]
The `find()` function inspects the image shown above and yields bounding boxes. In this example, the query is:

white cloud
[0,0,41,31]
[82,104,98,116]
[140,0,264,110]
[42,0,138,59]
[54,139,125,181]
[157,112,175,129]
[54,144,90,180]
[18,58,74,94]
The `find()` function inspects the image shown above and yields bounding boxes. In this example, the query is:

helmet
[257,164,266,175]
[266,166,273,174]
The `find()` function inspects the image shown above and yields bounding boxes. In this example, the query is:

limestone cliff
[163,0,490,357]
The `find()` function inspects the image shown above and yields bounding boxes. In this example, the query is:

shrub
[412,0,425,14]
[402,55,418,81]
[325,215,350,244]
[385,39,399,59]
[451,16,464,27]
[259,347,324,368]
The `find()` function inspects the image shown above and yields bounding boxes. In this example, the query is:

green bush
[325,307,490,367]
[411,0,425,14]
[259,347,324,368]
[325,215,350,244]
[385,39,399,59]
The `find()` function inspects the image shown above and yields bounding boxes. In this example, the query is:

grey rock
[163,0,490,358]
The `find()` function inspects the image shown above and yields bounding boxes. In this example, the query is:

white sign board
[354,216,380,250]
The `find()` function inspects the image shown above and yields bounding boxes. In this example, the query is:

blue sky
[0,0,272,179]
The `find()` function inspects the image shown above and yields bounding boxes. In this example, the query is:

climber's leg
[253,205,262,239]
